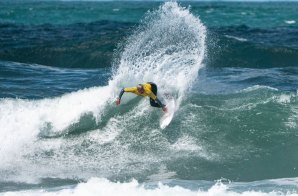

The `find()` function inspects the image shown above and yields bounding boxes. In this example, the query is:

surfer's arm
[118,87,137,100]
[116,87,137,105]
[116,88,126,105]
[118,88,125,100]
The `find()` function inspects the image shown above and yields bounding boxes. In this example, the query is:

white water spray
[111,2,206,105]
[0,2,207,182]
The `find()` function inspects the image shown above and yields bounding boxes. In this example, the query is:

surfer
[115,82,168,112]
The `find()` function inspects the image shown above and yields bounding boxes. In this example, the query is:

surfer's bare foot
[162,106,168,113]
[115,98,121,105]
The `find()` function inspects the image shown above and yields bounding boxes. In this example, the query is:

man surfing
[115,82,168,112]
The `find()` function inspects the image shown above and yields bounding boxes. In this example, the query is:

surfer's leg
[150,98,162,108]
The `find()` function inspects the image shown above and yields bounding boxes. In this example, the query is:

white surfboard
[159,98,175,129]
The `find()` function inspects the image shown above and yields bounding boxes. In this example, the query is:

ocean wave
[207,25,298,68]
[214,25,298,48]
[0,21,134,68]
[240,85,279,93]
[1,22,298,69]
[1,73,298,184]
[285,20,296,25]
[0,2,208,185]
[224,35,248,42]
[3,177,298,196]
[0,60,110,99]
[1,2,298,193]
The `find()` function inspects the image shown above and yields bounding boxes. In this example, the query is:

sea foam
[2,178,298,196]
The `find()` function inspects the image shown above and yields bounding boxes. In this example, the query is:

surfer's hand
[162,106,168,113]
[115,98,121,105]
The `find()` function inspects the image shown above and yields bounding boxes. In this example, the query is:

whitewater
[0,1,208,193]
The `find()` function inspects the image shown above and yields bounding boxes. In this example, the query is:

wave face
[0,1,207,186]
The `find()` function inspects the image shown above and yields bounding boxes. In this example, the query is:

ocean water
[1,1,298,195]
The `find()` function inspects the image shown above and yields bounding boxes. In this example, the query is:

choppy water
[1,1,298,195]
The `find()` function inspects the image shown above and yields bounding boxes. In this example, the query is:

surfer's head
[137,84,144,93]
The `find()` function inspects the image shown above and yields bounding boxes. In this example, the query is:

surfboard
[159,98,175,129]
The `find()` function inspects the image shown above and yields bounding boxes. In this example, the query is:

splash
[111,1,206,104]
[0,2,207,183]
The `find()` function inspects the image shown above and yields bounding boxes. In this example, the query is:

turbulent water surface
[1,1,298,195]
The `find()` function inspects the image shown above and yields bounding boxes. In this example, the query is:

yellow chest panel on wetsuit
[123,83,157,100]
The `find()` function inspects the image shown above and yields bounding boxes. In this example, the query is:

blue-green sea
[1,1,298,195]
